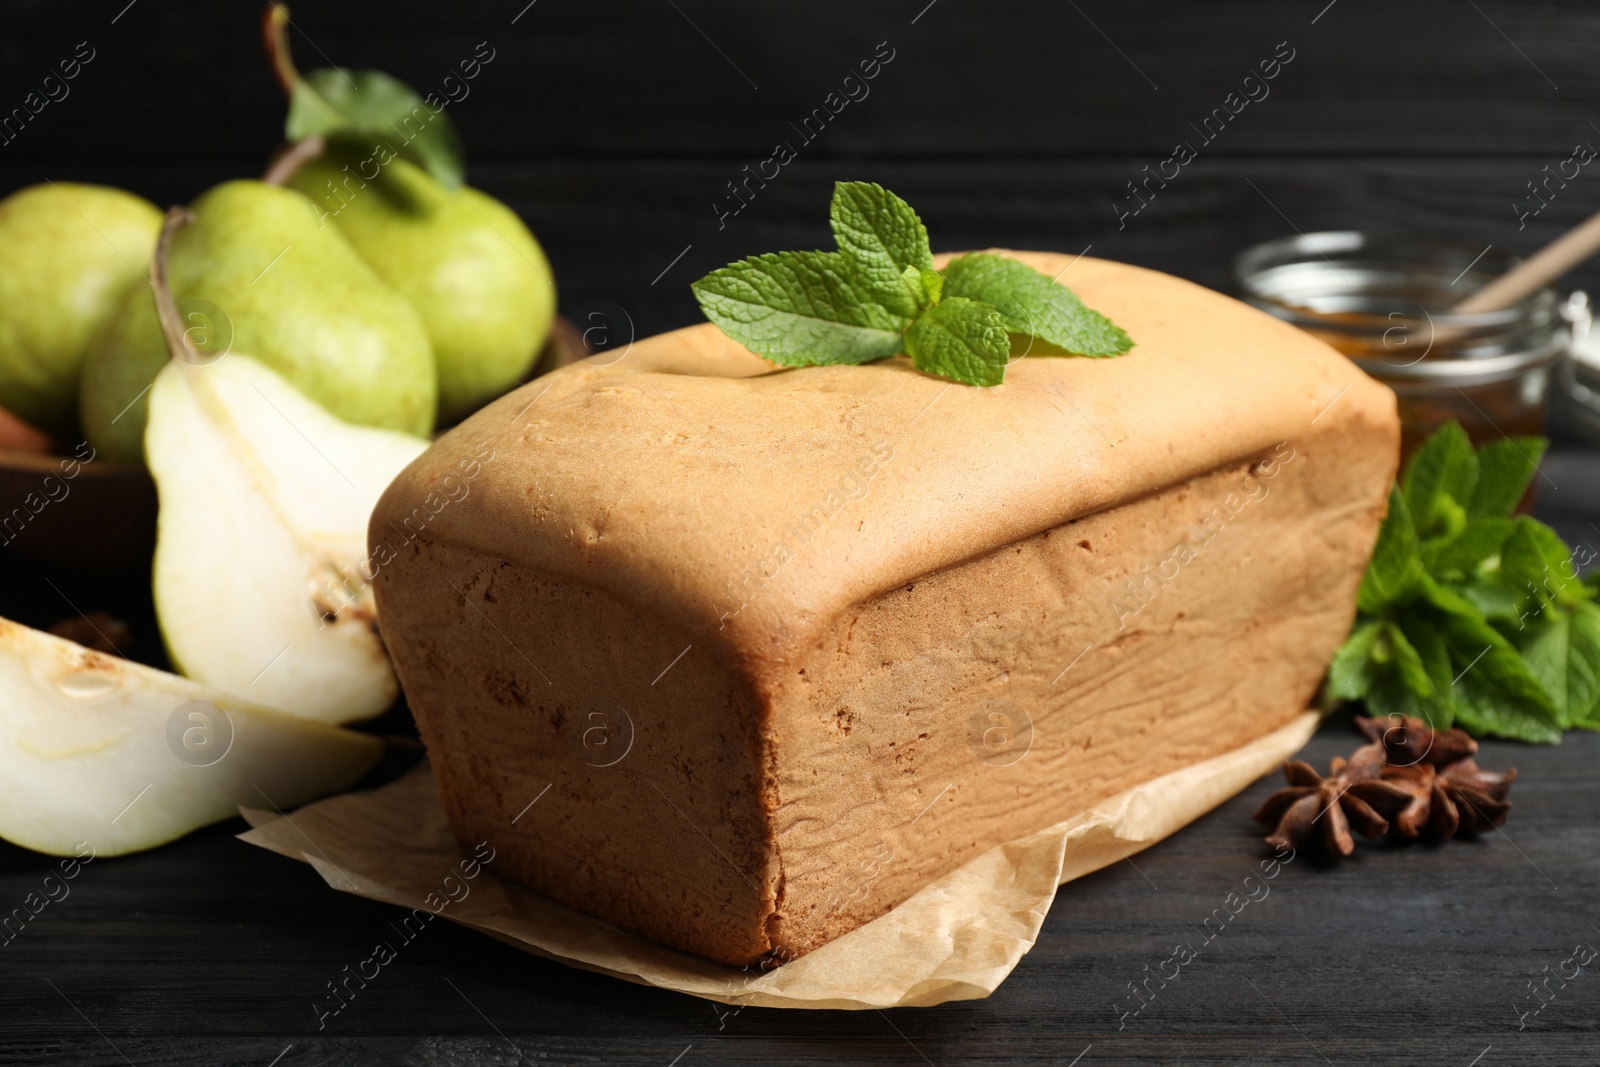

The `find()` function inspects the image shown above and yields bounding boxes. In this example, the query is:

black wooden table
[1,694,1596,1066]
[6,1,1600,1061]
[2,454,1598,1065]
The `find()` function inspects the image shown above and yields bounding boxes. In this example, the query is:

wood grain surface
[3,0,1600,1063]
[0,693,1593,1066]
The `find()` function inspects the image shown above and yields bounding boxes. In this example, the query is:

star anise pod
[1252,741,1414,856]
[1355,716,1516,839]
[1435,756,1516,834]
[1379,756,1516,839]
[1354,714,1476,769]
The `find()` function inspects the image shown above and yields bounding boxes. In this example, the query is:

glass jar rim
[1233,230,1566,383]
[1232,230,1559,333]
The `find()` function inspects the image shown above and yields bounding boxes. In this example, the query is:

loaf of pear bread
[370,251,1399,967]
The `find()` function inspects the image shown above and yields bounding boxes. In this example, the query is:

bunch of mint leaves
[691,182,1132,386]
[1331,422,1600,743]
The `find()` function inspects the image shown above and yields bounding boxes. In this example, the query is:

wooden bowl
[0,446,157,570]
[0,317,591,571]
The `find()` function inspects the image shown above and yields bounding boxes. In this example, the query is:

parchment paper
[238,712,1318,1010]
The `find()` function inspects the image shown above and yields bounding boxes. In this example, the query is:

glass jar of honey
[1233,232,1568,461]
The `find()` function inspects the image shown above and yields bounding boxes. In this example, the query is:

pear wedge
[0,617,382,857]
[147,355,427,723]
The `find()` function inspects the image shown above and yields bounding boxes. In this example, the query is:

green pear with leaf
[264,4,555,423]
[80,179,436,463]
[286,145,555,423]
[0,183,161,437]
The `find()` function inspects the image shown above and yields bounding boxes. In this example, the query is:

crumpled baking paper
[238,711,1318,1010]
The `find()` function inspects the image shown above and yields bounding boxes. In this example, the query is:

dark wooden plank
[2,0,1600,164]
[1,713,1595,1065]
[3,154,1591,347]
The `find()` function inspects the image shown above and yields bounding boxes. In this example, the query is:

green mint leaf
[1500,516,1585,609]
[1328,620,1383,700]
[1458,579,1521,623]
[1516,602,1600,728]
[1440,610,1564,743]
[1568,601,1600,729]
[831,181,933,273]
[829,182,933,317]
[1358,486,1422,613]
[1402,422,1477,539]
[1428,517,1515,578]
[287,69,464,186]
[1337,611,1457,730]
[1399,611,1458,728]
[941,253,1132,357]
[692,251,909,367]
[1363,672,1433,723]
[1330,617,1452,728]
[1469,436,1547,520]
[1381,620,1434,697]
[902,297,1012,387]
[1357,621,1445,724]
[1414,571,1482,619]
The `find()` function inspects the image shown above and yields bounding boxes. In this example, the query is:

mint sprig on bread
[691,182,1133,386]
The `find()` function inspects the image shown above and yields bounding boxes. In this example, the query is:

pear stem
[262,134,325,185]
[262,2,298,98]
[151,206,200,365]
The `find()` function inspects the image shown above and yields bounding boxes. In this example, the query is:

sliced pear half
[147,355,427,724]
[0,618,382,857]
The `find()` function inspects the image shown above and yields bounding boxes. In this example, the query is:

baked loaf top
[374,250,1392,675]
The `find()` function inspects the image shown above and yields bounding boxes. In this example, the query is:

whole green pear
[81,180,436,463]
[0,183,161,437]
[80,282,170,463]
[287,146,555,423]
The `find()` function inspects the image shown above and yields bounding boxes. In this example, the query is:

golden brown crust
[379,252,1388,679]
[371,250,1399,965]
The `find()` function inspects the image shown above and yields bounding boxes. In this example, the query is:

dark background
[7,0,1600,334]
[3,1,1599,1064]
